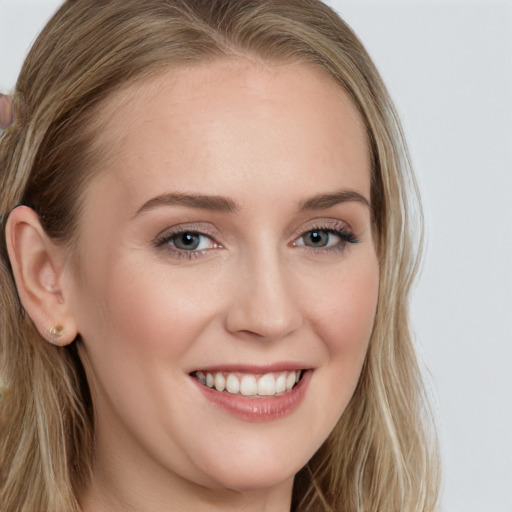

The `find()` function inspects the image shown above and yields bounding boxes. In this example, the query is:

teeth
[226,373,240,394]
[240,375,257,396]
[275,374,286,393]
[257,373,276,396]
[197,370,302,397]
[214,373,226,392]
[285,372,296,391]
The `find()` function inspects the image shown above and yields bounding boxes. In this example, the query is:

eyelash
[153,225,220,261]
[293,224,360,253]
[153,222,360,261]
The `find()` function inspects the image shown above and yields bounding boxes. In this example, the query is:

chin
[196,448,307,493]
[212,467,297,493]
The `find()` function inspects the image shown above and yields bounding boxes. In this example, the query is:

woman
[0,1,440,511]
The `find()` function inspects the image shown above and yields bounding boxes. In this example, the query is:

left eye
[166,232,215,251]
[295,229,348,249]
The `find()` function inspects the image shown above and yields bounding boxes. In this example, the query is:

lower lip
[192,370,311,422]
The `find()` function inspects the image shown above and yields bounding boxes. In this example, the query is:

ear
[5,206,78,346]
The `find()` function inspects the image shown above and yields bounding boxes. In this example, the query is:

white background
[1,1,511,510]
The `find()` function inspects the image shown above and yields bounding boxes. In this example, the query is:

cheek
[81,251,244,395]
[287,256,379,450]
[97,263,216,357]
[306,257,379,410]
[74,257,218,427]
[309,260,379,353]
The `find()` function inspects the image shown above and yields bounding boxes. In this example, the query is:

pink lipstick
[190,367,311,422]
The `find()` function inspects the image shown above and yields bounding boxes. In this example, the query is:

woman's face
[67,58,379,503]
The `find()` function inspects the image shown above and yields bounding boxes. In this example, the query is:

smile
[192,370,303,397]
[190,368,311,422]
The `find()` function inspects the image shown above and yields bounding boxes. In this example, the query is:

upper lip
[189,362,311,374]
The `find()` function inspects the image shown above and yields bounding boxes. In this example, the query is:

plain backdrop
[1,1,511,511]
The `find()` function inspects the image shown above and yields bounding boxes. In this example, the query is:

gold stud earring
[49,325,64,338]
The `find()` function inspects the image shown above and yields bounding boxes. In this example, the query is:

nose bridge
[225,244,303,339]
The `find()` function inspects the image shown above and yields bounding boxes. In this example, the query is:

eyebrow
[134,189,371,217]
[135,193,240,216]
[298,190,371,211]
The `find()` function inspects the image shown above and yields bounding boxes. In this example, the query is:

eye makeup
[291,218,360,254]
[152,222,222,260]
[152,217,360,262]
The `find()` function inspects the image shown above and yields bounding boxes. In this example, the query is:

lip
[191,368,312,422]
[191,362,310,374]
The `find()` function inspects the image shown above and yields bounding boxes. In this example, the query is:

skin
[8,58,379,512]
[0,93,15,130]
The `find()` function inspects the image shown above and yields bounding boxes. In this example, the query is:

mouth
[190,369,304,398]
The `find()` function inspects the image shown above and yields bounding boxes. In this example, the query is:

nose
[224,250,304,341]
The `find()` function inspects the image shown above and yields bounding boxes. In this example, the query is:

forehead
[88,57,370,209]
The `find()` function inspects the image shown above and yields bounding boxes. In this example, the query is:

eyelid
[154,222,220,242]
[153,223,223,258]
[290,218,360,250]
[152,218,359,261]
[290,218,354,240]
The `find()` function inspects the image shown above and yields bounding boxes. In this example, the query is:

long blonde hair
[0,1,440,510]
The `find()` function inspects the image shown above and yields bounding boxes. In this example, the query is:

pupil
[176,233,200,250]
[308,230,328,247]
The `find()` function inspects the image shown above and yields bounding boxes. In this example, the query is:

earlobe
[5,206,78,346]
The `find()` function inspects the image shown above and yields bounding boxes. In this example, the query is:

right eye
[165,232,215,251]
[156,230,217,250]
